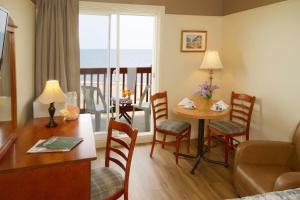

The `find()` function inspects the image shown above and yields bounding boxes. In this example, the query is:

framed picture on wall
[181,30,207,52]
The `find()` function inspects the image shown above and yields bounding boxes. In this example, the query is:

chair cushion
[209,120,246,134]
[235,164,291,195]
[133,102,151,110]
[157,119,190,134]
[91,167,124,200]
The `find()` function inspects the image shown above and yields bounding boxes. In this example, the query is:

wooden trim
[7,16,17,129]
[8,19,17,129]
[0,133,17,160]
[0,16,18,161]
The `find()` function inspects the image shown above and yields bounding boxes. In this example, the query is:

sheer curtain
[35,0,80,98]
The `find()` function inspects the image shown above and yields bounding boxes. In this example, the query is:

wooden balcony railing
[80,67,152,111]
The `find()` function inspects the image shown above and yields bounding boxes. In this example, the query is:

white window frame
[79,1,165,147]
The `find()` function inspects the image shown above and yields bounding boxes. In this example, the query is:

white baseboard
[94,131,154,148]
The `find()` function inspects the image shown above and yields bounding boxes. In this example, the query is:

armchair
[234,123,300,197]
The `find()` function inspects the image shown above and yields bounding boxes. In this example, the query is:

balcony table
[112,97,133,124]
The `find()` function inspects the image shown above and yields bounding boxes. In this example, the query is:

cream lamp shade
[37,80,66,104]
[200,50,223,70]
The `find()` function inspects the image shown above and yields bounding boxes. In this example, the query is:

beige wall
[160,14,223,138]
[221,0,300,141]
[80,0,224,16]
[0,0,35,127]
[0,0,297,143]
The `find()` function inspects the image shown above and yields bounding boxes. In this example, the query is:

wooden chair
[131,85,151,131]
[207,91,256,166]
[150,91,191,164]
[91,119,138,200]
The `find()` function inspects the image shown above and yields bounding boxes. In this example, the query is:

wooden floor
[92,140,239,200]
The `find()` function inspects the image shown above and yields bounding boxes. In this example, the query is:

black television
[0,7,8,69]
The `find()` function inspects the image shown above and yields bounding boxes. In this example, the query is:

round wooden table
[173,96,230,174]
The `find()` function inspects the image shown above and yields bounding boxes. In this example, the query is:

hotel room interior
[0,0,299,199]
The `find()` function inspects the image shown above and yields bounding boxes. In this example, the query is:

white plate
[183,105,196,110]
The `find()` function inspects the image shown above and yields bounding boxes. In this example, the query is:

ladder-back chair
[207,91,256,166]
[91,119,138,200]
[150,91,191,164]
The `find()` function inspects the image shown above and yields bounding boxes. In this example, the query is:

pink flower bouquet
[195,81,219,100]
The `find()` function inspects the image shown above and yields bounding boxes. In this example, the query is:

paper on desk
[210,100,229,111]
[178,98,196,109]
[27,140,70,153]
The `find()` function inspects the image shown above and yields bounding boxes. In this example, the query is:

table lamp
[200,50,223,85]
[37,80,66,128]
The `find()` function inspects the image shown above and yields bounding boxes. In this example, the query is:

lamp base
[209,69,214,86]
[46,102,57,128]
[46,120,58,128]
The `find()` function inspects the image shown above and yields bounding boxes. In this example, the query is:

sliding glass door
[79,12,155,135]
[79,14,111,133]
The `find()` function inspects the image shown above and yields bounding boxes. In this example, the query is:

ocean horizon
[80,49,152,68]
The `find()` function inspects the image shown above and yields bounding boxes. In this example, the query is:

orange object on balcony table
[127,90,132,97]
[122,90,126,97]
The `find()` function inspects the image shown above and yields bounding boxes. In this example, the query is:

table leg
[174,119,204,159]
[191,119,205,174]
[118,106,132,124]
[123,112,132,124]
[175,119,228,174]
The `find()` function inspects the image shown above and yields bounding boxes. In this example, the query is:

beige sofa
[234,123,300,197]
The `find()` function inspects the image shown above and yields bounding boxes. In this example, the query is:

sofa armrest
[274,172,300,191]
[234,141,293,166]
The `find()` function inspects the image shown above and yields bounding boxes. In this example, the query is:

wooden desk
[0,114,97,200]
[173,96,230,174]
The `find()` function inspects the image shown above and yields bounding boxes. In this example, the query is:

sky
[79,14,154,50]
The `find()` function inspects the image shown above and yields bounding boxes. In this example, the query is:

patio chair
[81,86,112,132]
[131,85,151,132]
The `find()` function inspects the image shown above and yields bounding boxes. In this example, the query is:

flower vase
[203,96,212,106]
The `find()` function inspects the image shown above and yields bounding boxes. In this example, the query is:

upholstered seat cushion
[157,119,190,134]
[91,167,124,200]
[209,120,246,134]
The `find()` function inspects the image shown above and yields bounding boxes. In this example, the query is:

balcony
[80,66,152,132]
